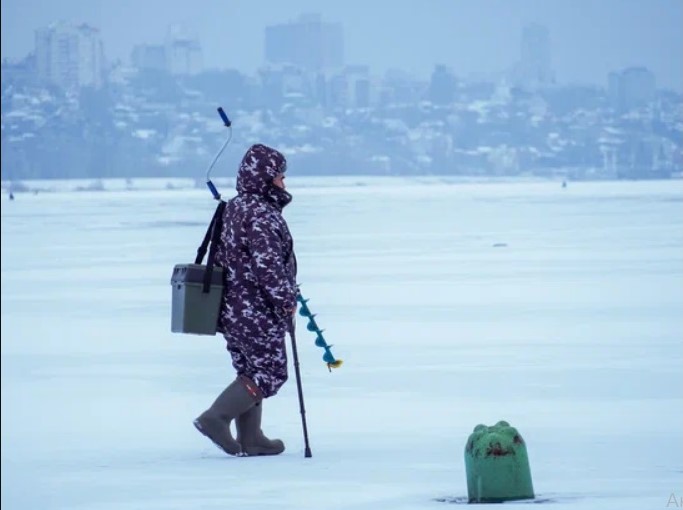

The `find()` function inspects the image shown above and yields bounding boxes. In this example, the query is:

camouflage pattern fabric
[215,144,297,398]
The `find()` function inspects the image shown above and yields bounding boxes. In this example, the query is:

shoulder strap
[195,201,225,265]
[195,201,227,294]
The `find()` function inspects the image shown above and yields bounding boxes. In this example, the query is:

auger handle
[217,107,232,127]
[204,106,233,200]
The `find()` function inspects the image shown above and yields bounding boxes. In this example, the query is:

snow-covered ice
[1,178,681,509]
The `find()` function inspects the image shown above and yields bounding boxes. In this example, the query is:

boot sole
[193,419,244,457]
[242,450,284,456]
[242,443,286,456]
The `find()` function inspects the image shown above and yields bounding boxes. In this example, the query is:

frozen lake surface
[2,178,682,509]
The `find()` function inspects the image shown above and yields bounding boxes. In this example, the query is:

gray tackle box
[170,263,224,335]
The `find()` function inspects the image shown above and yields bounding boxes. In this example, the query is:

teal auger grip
[296,291,341,366]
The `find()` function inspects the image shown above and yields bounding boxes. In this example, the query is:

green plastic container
[170,264,223,335]
[464,420,535,503]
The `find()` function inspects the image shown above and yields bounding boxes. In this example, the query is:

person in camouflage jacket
[194,143,297,457]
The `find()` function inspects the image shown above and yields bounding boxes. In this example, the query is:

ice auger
[297,291,343,371]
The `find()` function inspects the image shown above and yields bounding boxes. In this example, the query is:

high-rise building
[35,21,104,90]
[259,63,313,107]
[165,25,203,76]
[265,13,344,72]
[514,23,554,89]
[608,67,656,111]
[312,65,373,109]
[131,44,167,72]
[130,26,202,75]
[429,65,457,105]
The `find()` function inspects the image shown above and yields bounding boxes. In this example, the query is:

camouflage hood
[236,144,292,209]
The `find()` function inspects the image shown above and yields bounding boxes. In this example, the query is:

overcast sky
[2,0,681,90]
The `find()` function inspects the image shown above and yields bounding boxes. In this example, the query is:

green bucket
[464,420,535,503]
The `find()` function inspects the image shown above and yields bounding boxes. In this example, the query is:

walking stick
[288,318,312,458]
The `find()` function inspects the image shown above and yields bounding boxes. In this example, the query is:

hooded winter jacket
[214,144,297,397]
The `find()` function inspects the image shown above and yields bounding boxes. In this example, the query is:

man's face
[273,173,286,189]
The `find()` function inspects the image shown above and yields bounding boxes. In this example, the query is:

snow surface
[1,178,682,509]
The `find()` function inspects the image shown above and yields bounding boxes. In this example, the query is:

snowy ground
[1,178,681,509]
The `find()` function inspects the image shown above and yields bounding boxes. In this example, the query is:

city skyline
[1,0,682,91]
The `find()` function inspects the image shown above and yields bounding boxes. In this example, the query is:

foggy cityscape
[2,3,682,509]
[1,1,681,185]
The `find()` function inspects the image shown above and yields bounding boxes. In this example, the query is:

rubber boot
[193,377,261,456]
[236,401,285,456]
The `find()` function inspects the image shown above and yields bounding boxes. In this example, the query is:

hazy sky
[2,0,682,90]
